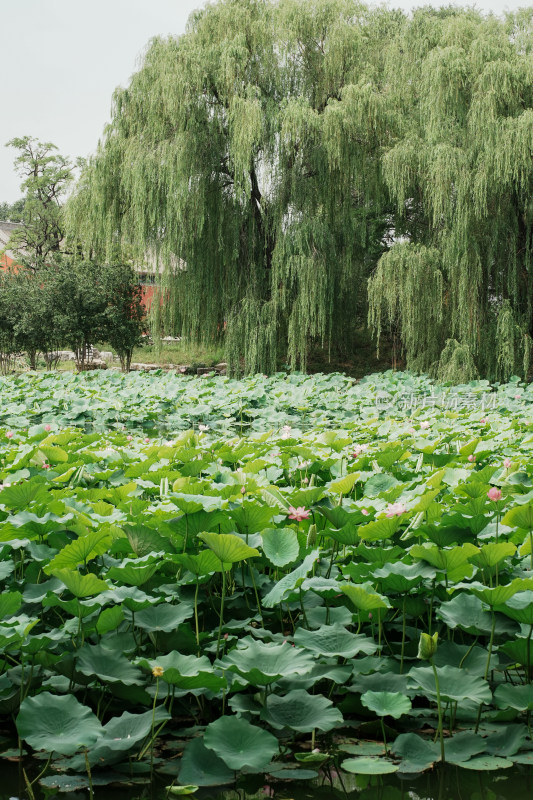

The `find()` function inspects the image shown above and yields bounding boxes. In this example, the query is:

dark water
[2,761,533,800]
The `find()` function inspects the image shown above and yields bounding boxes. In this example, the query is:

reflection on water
[2,762,533,800]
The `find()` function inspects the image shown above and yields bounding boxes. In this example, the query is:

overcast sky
[2,0,530,202]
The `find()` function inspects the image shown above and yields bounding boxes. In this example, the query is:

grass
[131,340,225,367]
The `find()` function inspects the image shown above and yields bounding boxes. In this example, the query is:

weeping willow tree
[369,5,533,381]
[67,0,398,374]
[69,0,533,379]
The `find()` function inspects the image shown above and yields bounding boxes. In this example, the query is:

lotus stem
[84,749,94,800]
[150,677,159,773]
[380,718,388,756]
[430,659,445,763]
[400,595,406,674]
[194,580,200,655]
[475,610,496,733]
[248,561,264,627]
[216,565,226,658]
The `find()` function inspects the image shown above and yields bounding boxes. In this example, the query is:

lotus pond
[2,370,533,796]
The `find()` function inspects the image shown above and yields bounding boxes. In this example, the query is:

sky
[2,0,531,202]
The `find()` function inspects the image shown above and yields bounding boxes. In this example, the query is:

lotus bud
[417,631,438,661]
[306,523,317,547]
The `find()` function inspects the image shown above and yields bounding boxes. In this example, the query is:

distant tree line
[67,0,533,381]
[0,137,145,375]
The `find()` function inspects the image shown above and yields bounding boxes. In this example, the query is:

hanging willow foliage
[67,0,392,375]
[68,0,533,379]
[374,5,533,381]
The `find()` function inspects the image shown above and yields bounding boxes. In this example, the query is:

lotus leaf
[198,532,260,563]
[218,638,314,685]
[361,690,412,719]
[494,683,533,712]
[133,603,193,632]
[178,737,234,786]
[137,652,226,691]
[76,642,143,685]
[342,757,399,774]
[262,689,343,732]
[408,665,492,704]
[293,623,377,658]
[261,527,299,566]
[52,569,109,597]
[17,693,102,755]
[262,549,319,607]
[391,733,439,773]
[203,716,279,771]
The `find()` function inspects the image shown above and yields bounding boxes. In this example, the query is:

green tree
[101,263,146,372]
[6,136,73,266]
[0,198,25,222]
[68,1,533,380]
[49,256,109,368]
[367,6,533,382]
[0,272,17,374]
[67,0,395,375]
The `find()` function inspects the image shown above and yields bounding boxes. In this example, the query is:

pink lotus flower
[42,462,50,470]
[468,454,476,462]
[368,612,373,620]
[288,506,310,521]
[352,444,369,457]
[408,427,416,434]
[5,431,13,439]
[44,424,52,432]
[504,458,512,469]
[127,435,133,441]
[487,487,502,502]
[144,437,150,444]
[420,421,430,429]
[480,418,487,424]
[361,508,369,516]
[386,502,406,517]
[515,394,521,400]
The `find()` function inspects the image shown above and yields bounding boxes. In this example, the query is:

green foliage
[67,0,392,374]
[5,136,73,265]
[66,0,533,378]
[0,257,145,372]
[2,369,533,785]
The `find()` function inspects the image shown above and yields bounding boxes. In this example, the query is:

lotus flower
[386,502,406,517]
[420,421,430,429]
[5,431,13,439]
[44,424,52,432]
[487,487,502,502]
[504,458,512,469]
[288,506,310,521]
[468,454,476,462]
